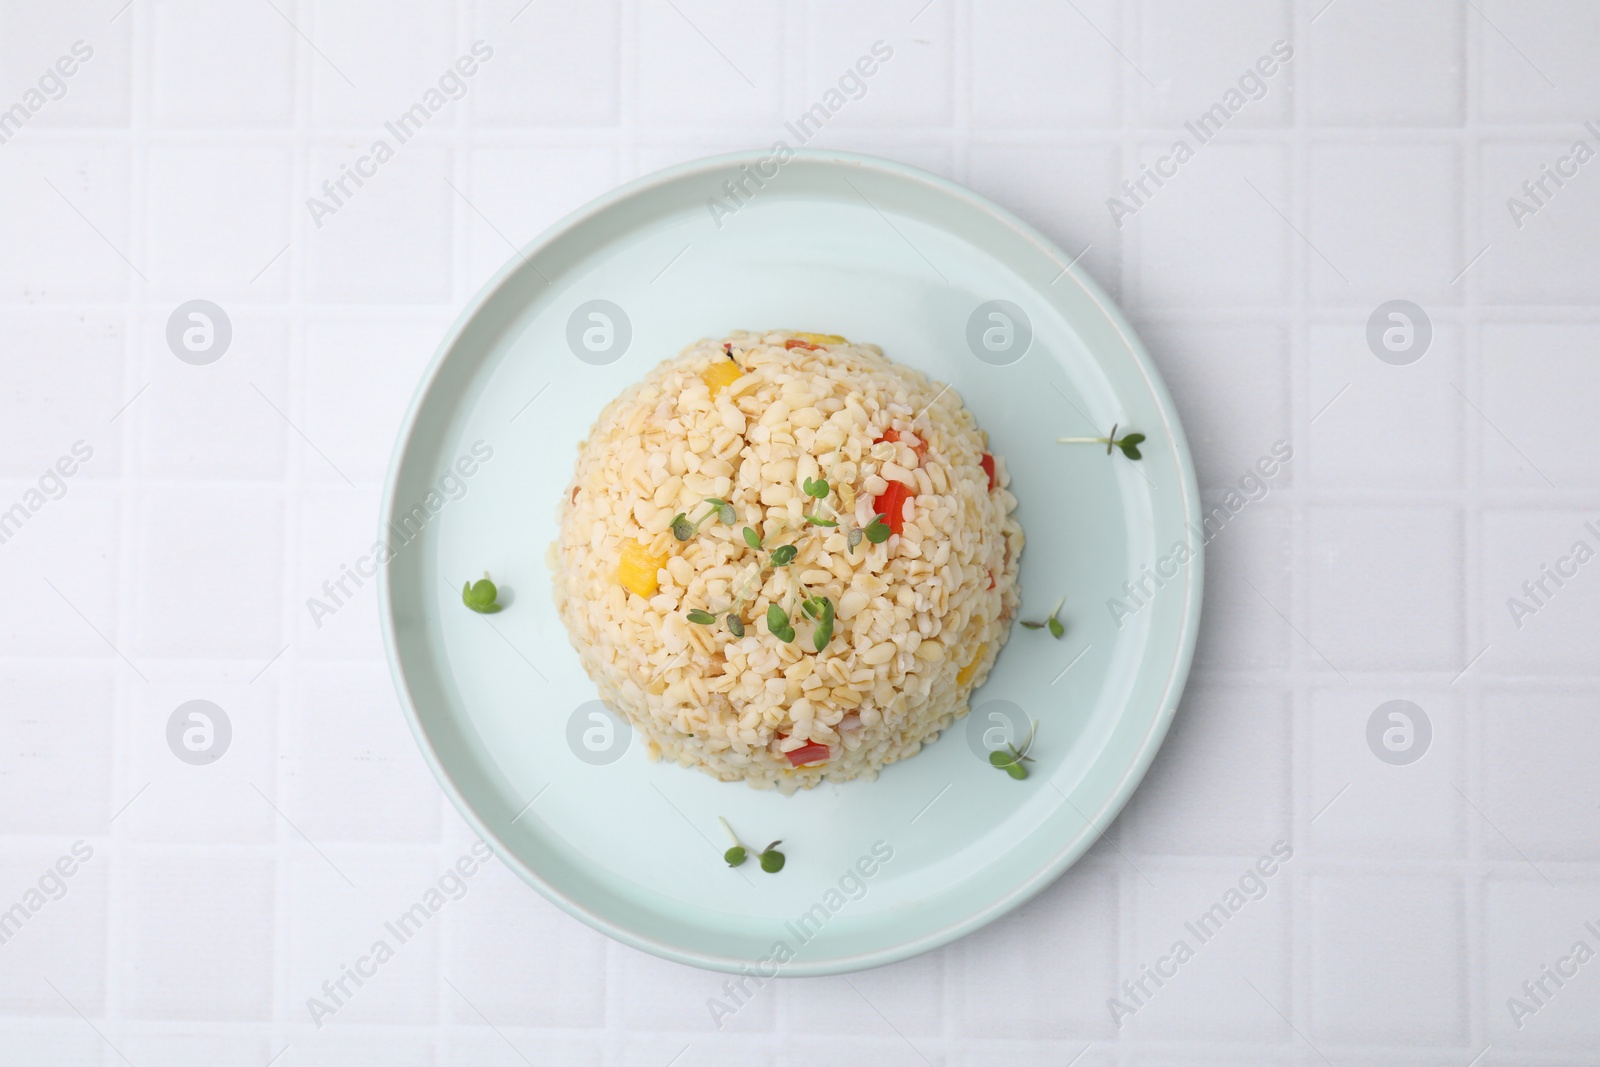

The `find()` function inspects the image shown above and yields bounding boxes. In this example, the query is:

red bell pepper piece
[785,741,830,767]
[980,452,996,491]
[873,480,913,536]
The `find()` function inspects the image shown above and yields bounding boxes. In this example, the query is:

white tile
[965,141,1121,301]
[1307,144,1462,305]
[284,661,442,843]
[1120,686,1291,855]
[777,1038,931,1067]
[612,940,774,1033]
[131,486,283,660]
[1480,510,1600,673]
[289,1033,436,1067]
[471,0,620,126]
[304,142,454,303]
[0,488,121,661]
[136,310,289,481]
[1479,323,1600,489]
[1477,0,1599,122]
[0,143,134,301]
[1305,505,1463,672]
[119,853,276,1020]
[144,144,293,301]
[639,0,783,128]
[1307,318,1462,489]
[302,312,448,484]
[0,841,108,1016]
[955,865,1119,1038]
[0,3,131,128]
[0,310,125,476]
[291,487,390,659]
[308,0,457,127]
[120,1035,274,1066]
[150,0,294,126]
[807,4,948,128]
[1122,859,1293,1040]
[0,1030,112,1065]
[442,1031,600,1067]
[1309,874,1468,1044]
[463,145,618,291]
[1135,0,1293,128]
[1306,686,1465,858]
[118,680,279,844]
[1190,502,1293,673]
[1482,877,1600,1045]
[1131,144,1291,308]
[1479,140,1600,306]
[444,860,607,1028]
[1140,320,1291,489]
[1307,0,1464,126]
[285,850,442,1028]
[0,665,114,836]
[780,950,942,1036]
[972,0,1118,127]
[1480,686,1600,862]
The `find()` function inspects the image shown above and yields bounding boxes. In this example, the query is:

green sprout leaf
[742,526,761,549]
[864,514,891,544]
[847,527,864,554]
[724,845,747,867]
[803,515,838,527]
[758,842,785,873]
[770,544,797,567]
[686,609,716,625]
[810,597,834,652]
[462,576,502,614]
[989,720,1037,780]
[706,497,736,524]
[1020,595,1066,639]
[766,603,795,642]
[670,513,694,541]
[802,477,830,499]
[1056,422,1147,461]
[727,613,745,637]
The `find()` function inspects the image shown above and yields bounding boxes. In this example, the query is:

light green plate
[378,149,1201,975]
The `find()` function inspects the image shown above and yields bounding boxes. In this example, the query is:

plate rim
[377,147,1204,975]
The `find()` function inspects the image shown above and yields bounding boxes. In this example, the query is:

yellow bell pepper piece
[618,540,666,597]
[956,643,987,687]
[701,360,743,399]
[796,332,847,346]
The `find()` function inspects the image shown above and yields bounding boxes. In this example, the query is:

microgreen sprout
[769,544,797,567]
[766,603,795,642]
[802,595,835,651]
[988,720,1037,780]
[863,513,892,544]
[1056,422,1146,460]
[802,476,830,499]
[727,613,745,637]
[847,528,864,553]
[461,573,502,614]
[1019,595,1066,639]
[742,526,762,549]
[686,609,716,625]
[672,497,736,541]
[719,817,785,872]
[803,515,838,527]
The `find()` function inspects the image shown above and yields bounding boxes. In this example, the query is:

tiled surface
[0,0,1597,1063]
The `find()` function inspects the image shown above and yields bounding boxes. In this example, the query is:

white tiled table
[3,1,1598,1063]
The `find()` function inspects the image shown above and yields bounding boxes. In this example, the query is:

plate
[378,149,1201,975]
